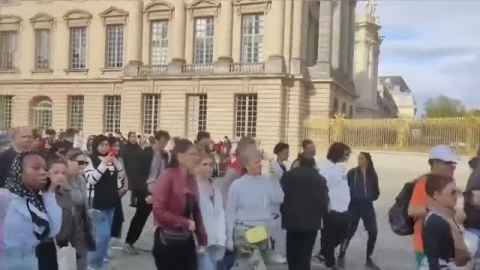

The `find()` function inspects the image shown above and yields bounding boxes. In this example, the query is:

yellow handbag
[245,226,268,244]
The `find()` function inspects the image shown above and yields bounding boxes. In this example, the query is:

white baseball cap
[429,145,459,163]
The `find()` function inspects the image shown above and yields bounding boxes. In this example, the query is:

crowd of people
[1,125,480,270]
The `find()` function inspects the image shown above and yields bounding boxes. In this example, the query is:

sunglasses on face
[75,160,89,166]
[442,161,457,166]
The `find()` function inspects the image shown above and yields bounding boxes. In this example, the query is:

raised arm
[42,190,63,237]
[83,157,108,186]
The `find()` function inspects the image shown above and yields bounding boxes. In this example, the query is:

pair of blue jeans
[216,251,234,270]
[4,247,37,270]
[87,209,114,270]
[198,246,218,270]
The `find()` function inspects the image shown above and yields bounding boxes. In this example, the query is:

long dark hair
[168,138,194,168]
[360,152,378,182]
[91,135,108,157]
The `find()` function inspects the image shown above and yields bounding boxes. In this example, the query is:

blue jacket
[347,167,380,203]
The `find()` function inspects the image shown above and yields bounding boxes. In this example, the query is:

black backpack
[388,180,418,236]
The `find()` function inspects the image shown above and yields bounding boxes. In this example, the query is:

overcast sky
[374,0,480,112]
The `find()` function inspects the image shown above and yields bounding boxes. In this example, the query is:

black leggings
[152,228,197,270]
[341,202,378,258]
[36,240,58,270]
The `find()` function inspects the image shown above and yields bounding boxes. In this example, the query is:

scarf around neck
[4,152,50,241]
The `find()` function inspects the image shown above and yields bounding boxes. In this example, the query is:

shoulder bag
[157,194,194,246]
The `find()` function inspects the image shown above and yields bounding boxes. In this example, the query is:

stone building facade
[353,0,384,119]
[0,0,357,154]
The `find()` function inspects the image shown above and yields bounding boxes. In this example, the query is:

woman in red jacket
[152,138,207,270]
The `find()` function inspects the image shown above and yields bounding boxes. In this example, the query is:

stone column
[168,0,186,74]
[290,0,304,75]
[125,1,143,74]
[341,0,350,74]
[127,0,143,62]
[172,0,186,61]
[313,0,333,77]
[265,0,285,73]
[347,0,357,78]
[331,0,342,71]
[214,0,233,72]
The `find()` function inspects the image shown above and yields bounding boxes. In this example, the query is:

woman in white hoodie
[317,142,352,270]
[269,142,290,263]
[196,151,227,270]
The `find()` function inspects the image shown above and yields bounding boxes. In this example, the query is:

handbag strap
[185,193,195,220]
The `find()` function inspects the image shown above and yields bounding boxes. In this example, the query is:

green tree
[424,95,466,118]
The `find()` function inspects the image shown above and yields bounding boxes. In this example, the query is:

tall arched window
[33,100,53,129]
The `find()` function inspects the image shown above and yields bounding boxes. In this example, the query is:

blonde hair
[241,148,261,167]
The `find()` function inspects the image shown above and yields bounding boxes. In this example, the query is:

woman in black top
[84,135,125,269]
[340,152,380,268]
[423,174,470,270]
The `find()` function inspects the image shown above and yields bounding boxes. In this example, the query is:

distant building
[376,81,398,117]
[378,76,417,118]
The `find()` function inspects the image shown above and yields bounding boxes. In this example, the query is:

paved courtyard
[108,150,473,270]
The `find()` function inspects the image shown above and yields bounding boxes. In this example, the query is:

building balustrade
[138,65,168,75]
[229,62,265,73]
[181,64,214,74]
[133,62,266,76]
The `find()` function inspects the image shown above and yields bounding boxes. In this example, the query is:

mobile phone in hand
[108,147,118,157]
[43,178,52,192]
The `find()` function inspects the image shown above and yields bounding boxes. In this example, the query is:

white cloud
[373,0,480,111]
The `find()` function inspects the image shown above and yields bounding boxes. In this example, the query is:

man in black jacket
[281,155,329,270]
[124,130,170,252]
[0,126,33,187]
[464,147,480,264]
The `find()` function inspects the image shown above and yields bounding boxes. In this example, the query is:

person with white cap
[408,145,459,268]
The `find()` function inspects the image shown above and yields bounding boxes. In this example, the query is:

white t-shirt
[318,160,351,213]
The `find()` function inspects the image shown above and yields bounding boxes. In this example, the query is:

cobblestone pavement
[108,151,472,270]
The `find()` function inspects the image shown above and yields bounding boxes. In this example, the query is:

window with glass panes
[70,27,86,70]
[193,17,214,64]
[104,96,121,133]
[35,29,50,70]
[235,95,257,138]
[0,31,17,70]
[150,21,169,65]
[143,95,161,134]
[106,25,124,68]
[241,14,264,63]
[187,95,207,138]
[0,96,12,131]
[68,96,84,130]
[33,100,53,130]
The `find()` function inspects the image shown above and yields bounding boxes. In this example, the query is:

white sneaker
[269,251,287,264]
[110,238,122,247]
[124,243,134,253]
